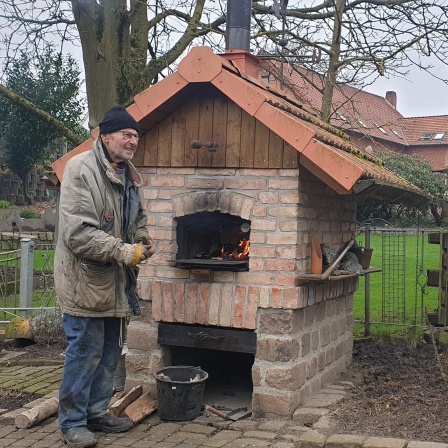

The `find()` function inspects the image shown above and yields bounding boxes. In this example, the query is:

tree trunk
[19,174,33,205]
[71,0,142,127]
[320,0,346,123]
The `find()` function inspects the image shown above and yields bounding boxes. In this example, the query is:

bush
[0,200,11,209]
[20,210,41,219]
[30,308,65,346]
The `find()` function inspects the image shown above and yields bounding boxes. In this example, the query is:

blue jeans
[58,315,123,430]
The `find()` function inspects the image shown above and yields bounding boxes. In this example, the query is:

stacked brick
[0,169,48,205]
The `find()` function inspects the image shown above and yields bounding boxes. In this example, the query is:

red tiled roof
[53,47,428,207]
[265,62,409,145]
[400,116,448,146]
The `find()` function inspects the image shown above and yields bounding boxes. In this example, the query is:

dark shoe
[61,427,97,448]
[87,411,133,433]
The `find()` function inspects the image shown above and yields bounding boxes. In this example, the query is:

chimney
[385,91,397,109]
[221,0,260,78]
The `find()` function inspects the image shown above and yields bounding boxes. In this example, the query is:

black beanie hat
[99,106,140,135]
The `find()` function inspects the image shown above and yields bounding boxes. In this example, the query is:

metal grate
[381,230,406,324]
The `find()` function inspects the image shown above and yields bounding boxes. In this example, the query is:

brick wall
[0,169,48,205]
[0,231,55,250]
[125,165,358,417]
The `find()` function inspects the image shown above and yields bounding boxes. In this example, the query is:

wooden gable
[132,85,298,169]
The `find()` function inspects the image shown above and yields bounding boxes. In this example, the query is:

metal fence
[356,226,439,334]
[0,238,55,325]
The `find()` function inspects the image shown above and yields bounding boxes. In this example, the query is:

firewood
[121,392,157,423]
[15,397,59,429]
[108,385,142,416]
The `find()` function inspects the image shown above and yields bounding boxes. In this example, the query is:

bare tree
[1,0,447,126]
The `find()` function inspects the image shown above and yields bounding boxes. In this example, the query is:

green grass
[354,232,440,332]
[34,249,54,271]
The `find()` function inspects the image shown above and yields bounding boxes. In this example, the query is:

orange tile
[254,102,315,152]
[52,138,94,181]
[300,139,364,194]
[211,69,267,117]
[177,46,223,83]
[133,72,188,116]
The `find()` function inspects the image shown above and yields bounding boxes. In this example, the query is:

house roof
[400,115,448,146]
[270,61,448,151]
[52,46,429,207]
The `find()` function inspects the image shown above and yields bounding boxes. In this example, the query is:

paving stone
[227,420,259,431]
[303,393,345,408]
[363,436,407,448]
[319,388,347,395]
[165,431,207,443]
[223,437,267,447]
[312,415,336,430]
[200,429,242,447]
[182,423,216,435]
[242,430,277,440]
[325,433,366,447]
[324,384,346,390]
[407,442,448,448]
[299,429,326,448]
[271,442,295,448]
[292,407,329,425]
[254,421,286,433]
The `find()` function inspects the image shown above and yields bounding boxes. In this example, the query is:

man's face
[101,128,140,163]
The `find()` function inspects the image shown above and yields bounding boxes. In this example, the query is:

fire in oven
[175,211,251,271]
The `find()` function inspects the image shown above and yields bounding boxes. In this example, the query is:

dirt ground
[330,337,448,444]
[1,337,448,443]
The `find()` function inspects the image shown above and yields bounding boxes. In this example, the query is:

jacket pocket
[74,260,116,311]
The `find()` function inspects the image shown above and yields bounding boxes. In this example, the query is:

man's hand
[135,236,155,260]
[141,243,155,260]
[127,239,155,266]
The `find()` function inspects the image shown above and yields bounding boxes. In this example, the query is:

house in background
[264,63,448,171]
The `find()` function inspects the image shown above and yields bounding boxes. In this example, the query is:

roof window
[336,112,349,123]
[356,118,367,128]
[433,132,446,140]
[375,124,388,135]
[391,129,402,139]
[420,133,433,140]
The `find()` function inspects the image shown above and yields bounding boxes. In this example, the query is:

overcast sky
[365,63,448,118]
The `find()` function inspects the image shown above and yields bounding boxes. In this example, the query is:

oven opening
[175,211,251,271]
[168,345,254,415]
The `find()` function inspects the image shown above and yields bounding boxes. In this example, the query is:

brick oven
[125,168,359,418]
[52,3,427,418]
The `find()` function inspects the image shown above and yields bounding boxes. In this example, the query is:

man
[54,106,154,448]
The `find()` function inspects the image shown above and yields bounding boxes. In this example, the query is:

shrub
[30,308,65,346]
[20,210,41,219]
[0,200,11,209]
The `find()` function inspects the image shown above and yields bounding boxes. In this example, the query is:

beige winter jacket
[54,138,149,318]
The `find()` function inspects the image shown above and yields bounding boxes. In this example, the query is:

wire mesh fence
[0,238,56,326]
[355,227,440,333]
